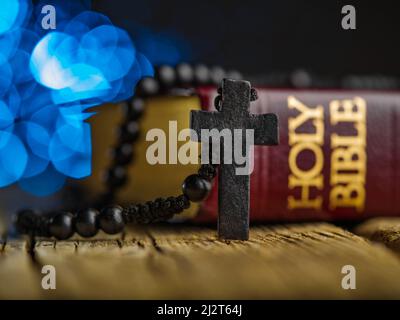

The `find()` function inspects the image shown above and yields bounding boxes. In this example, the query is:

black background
[94,0,400,78]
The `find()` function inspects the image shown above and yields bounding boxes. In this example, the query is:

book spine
[196,87,400,222]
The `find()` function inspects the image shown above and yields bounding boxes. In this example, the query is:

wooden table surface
[1,219,400,299]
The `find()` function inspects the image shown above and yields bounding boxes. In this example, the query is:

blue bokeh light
[0,0,20,35]
[0,0,154,195]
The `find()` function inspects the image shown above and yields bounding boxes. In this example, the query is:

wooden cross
[190,79,279,240]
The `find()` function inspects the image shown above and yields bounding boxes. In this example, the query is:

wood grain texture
[354,217,400,253]
[0,238,44,299]
[1,223,400,299]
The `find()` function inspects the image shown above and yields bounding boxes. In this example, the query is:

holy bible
[83,87,400,222]
[196,87,400,222]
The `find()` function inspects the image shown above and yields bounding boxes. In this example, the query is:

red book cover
[196,87,400,222]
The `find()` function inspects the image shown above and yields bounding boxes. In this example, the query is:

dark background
[94,0,400,81]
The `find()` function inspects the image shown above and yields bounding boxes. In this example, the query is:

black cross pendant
[190,79,279,240]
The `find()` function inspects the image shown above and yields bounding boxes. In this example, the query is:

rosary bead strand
[14,64,240,240]
[15,165,216,239]
[99,64,241,206]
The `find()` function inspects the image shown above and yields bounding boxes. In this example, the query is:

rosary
[14,64,279,241]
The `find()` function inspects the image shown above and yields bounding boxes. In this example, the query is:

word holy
[146,121,255,175]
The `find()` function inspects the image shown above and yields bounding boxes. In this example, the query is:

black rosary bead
[119,121,140,143]
[36,214,52,237]
[98,205,125,234]
[136,77,160,96]
[105,166,128,188]
[153,197,175,220]
[149,198,163,215]
[165,196,177,214]
[75,208,99,238]
[113,143,134,165]
[15,209,39,235]
[226,70,243,81]
[194,64,210,85]
[170,199,183,214]
[156,65,176,88]
[124,97,145,120]
[290,69,312,89]
[214,94,222,111]
[182,174,211,202]
[198,164,218,181]
[158,197,172,212]
[176,63,194,85]
[210,66,226,86]
[138,203,150,215]
[48,212,75,240]
[250,88,258,101]
[122,204,137,223]
[147,199,162,220]
[124,204,150,224]
[176,194,190,210]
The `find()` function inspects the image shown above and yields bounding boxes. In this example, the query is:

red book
[196,87,400,222]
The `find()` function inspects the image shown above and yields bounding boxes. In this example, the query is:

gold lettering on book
[287,96,324,210]
[329,97,366,212]
[287,95,367,212]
